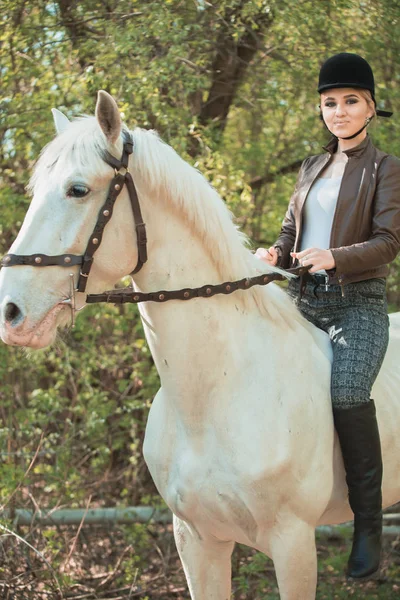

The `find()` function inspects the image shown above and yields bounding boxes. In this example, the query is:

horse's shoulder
[389,311,400,331]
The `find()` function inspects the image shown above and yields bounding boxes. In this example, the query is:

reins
[0,130,311,313]
[86,266,311,305]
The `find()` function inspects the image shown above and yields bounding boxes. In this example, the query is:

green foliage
[117,523,154,583]
[1,0,400,591]
[0,303,159,508]
[232,546,279,597]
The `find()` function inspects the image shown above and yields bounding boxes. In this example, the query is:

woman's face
[320,88,374,138]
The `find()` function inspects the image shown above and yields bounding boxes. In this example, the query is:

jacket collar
[323,135,371,158]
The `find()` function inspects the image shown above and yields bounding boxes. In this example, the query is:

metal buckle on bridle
[59,273,84,328]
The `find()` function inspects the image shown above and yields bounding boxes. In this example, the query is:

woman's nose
[335,103,346,116]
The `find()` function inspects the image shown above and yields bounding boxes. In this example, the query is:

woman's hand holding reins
[255,247,279,266]
[291,248,335,273]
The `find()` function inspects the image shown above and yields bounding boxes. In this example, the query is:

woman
[257,52,400,580]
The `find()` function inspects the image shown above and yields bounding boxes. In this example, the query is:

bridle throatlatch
[0,131,148,294]
[1,129,311,313]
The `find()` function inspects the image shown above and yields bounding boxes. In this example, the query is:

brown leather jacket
[274,136,400,285]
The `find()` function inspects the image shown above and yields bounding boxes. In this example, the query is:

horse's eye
[67,184,90,198]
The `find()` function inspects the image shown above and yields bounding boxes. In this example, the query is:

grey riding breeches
[287,277,389,409]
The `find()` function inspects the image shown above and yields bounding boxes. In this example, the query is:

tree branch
[56,0,98,68]
[198,5,273,131]
[249,159,303,191]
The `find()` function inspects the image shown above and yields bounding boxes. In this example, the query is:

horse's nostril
[5,302,23,325]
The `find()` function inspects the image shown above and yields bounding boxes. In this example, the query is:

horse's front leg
[173,515,235,600]
[269,516,317,600]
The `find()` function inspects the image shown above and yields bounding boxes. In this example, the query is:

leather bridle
[1,131,310,312]
[0,131,148,294]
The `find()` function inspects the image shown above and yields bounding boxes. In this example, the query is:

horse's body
[0,92,399,599]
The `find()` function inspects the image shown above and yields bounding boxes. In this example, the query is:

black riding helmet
[318,53,392,140]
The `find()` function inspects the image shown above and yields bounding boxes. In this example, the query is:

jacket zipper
[328,156,355,298]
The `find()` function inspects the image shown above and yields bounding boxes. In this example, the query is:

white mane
[29,116,305,328]
[129,127,304,327]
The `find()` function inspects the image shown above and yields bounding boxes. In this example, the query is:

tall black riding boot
[333,400,383,580]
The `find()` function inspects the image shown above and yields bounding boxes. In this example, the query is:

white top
[300,176,342,253]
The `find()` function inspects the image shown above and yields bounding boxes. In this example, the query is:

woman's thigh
[329,305,389,408]
[288,278,389,407]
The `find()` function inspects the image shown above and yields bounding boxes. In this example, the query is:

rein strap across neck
[85,266,311,305]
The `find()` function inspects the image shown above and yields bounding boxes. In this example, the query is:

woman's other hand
[291,248,335,273]
[255,247,279,266]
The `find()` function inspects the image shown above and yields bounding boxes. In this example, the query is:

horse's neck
[135,205,221,292]
[132,198,331,437]
[133,200,263,388]
[134,199,226,312]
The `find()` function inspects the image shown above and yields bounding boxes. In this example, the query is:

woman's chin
[332,125,361,139]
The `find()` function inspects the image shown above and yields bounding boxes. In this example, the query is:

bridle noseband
[0,131,148,294]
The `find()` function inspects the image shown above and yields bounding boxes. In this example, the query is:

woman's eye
[67,184,90,198]
[325,102,336,108]
[347,98,358,104]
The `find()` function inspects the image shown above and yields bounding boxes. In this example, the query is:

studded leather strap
[76,171,127,292]
[85,266,311,304]
[1,253,83,267]
[77,132,147,292]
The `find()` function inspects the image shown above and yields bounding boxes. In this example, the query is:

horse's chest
[160,458,260,543]
[144,392,291,541]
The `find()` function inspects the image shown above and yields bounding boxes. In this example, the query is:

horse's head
[0,91,140,348]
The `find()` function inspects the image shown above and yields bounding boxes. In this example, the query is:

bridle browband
[0,131,148,294]
[1,130,310,313]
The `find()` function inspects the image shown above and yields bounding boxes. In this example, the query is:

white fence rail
[1,507,400,536]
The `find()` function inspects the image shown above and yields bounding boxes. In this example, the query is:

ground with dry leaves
[1,516,400,599]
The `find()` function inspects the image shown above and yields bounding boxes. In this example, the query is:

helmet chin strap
[322,115,373,141]
[337,116,373,140]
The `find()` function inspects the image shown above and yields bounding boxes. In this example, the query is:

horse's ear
[95,90,122,144]
[51,108,70,135]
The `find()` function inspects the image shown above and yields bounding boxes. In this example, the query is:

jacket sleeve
[274,158,309,268]
[331,155,400,275]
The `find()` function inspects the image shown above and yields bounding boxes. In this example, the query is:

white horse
[0,91,399,600]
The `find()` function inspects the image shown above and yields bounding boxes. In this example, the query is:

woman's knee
[331,387,371,409]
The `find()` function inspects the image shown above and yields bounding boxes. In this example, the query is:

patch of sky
[3,129,15,158]
[45,2,58,16]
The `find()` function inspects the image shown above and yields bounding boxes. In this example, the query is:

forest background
[1,0,400,597]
